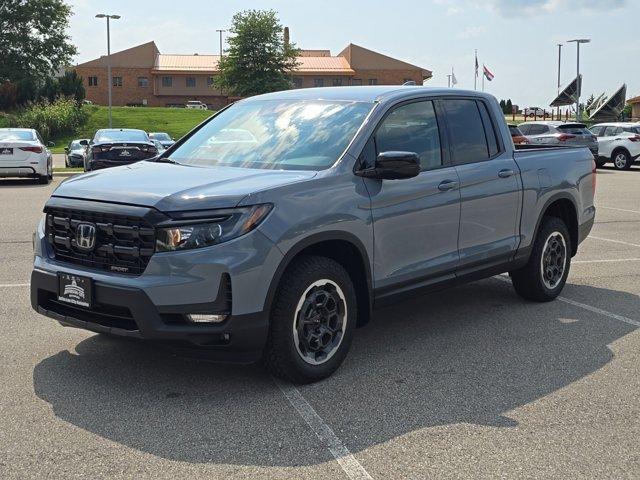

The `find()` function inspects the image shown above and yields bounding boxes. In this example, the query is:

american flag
[483,65,495,81]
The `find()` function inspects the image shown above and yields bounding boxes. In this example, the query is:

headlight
[156,204,272,252]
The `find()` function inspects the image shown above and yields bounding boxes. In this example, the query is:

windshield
[0,130,35,141]
[151,133,171,141]
[69,141,85,149]
[94,130,149,143]
[168,99,374,171]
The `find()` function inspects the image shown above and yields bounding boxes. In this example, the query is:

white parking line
[573,258,640,264]
[0,283,29,288]
[274,377,373,480]
[588,236,640,249]
[494,276,640,328]
[599,206,640,215]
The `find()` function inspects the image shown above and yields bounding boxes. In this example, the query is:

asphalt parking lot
[1,167,640,479]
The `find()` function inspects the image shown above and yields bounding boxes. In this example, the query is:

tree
[506,99,513,114]
[0,0,77,84]
[214,10,300,97]
[58,70,86,104]
[499,99,506,113]
[584,94,595,114]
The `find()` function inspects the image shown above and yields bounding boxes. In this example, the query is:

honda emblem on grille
[120,150,131,157]
[76,223,96,251]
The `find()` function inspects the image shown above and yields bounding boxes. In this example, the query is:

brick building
[628,96,640,120]
[75,41,432,108]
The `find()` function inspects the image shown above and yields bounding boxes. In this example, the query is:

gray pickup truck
[31,87,596,383]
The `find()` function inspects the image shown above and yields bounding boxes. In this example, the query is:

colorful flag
[475,54,479,77]
[452,71,458,85]
[483,65,494,81]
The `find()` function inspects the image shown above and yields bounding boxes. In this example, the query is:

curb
[54,172,81,178]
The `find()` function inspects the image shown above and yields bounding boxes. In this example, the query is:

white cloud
[457,26,486,39]
[437,0,628,17]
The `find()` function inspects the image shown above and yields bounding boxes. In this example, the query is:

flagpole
[482,64,485,92]
[474,50,477,90]
[447,74,451,88]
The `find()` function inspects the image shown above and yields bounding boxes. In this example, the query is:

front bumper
[31,211,284,363]
[31,268,269,363]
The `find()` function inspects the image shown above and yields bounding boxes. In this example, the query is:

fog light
[186,313,228,323]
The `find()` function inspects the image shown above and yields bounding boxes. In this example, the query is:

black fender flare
[262,230,374,322]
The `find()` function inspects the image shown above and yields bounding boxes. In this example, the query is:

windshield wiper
[154,156,180,164]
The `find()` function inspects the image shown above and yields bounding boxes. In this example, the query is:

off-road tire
[510,216,571,302]
[264,255,357,384]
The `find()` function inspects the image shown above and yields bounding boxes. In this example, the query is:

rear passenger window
[477,101,500,157]
[518,124,531,135]
[375,100,442,171]
[590,126,604,136]
[529,124,549,135]
[443,99,490,164]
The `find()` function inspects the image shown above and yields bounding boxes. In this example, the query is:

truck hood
[53,160,317,211]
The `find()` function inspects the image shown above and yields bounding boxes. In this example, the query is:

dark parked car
[148,132,175,149]
[64,139,89,167]
[85,129,158,171]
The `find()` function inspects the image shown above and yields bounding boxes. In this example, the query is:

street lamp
[216,29,227,57]
[95,14,121,128]
[567,38,590,121]
[556,43,562,118]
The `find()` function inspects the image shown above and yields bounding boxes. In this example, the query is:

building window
[162,76,172,87]
[112,76,123,87]
[186,77,196,88]
[88,76,98,86]
[351,78,362,86]
[332,78,343,87]
[314,78,324,87]
[368,78,378,85]
[292,77,303,88]
[138,77,149,87]
[207,76,215,87]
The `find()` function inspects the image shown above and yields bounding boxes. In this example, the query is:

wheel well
[542,199,578,256]
[611,147,630,158]
[290,240,372,327]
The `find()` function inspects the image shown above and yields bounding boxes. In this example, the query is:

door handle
[438,180,459,191]
[498,169,515,178]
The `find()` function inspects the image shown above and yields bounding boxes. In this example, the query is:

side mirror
[358,151,421,180]
[64,147,69,153]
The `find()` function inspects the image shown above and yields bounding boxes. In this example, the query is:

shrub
[5,98,88,140]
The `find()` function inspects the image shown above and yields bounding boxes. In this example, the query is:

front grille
[45,207,156,275]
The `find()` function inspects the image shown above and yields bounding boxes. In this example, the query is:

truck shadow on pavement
[33,277,638,466]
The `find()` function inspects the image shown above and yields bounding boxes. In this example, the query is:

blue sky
[70,0,638,107]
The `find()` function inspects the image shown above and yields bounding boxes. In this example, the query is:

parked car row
[514,120,640,170]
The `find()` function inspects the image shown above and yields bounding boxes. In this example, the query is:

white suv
[524,107,548,118]
[590,123,640,170]
[0,128,53,184]
[185,100,208,110]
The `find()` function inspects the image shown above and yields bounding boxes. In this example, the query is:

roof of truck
[243,86,493,104]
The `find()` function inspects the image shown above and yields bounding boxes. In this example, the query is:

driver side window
[374,100,443,172]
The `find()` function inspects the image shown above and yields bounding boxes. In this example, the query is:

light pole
[556,43,562,118]
[567,38,590,121]
[95,14,121,128]
[216,29,227,57]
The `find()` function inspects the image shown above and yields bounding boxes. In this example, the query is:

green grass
[51,105,214,153]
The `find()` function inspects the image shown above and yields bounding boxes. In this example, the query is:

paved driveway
[1,167,639,478]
